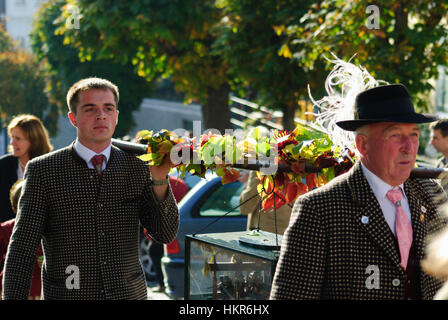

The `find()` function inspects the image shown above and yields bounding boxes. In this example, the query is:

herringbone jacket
[2,144,179,300]
[270,162,447,300]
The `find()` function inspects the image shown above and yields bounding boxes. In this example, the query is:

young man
[430,119,448,168]
[429,119,448,191]
[270,84,447,299]
[2,78,179,300]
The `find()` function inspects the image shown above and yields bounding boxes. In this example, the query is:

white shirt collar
[73,139,111,168]
[360,162,407,201]
[360,162,412,235]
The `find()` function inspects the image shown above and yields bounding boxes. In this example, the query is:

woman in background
[0,114,53,222]
[0,180,44,300]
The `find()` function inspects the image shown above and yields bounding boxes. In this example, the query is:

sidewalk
[146,282,173,300]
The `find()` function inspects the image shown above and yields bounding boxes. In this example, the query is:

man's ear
[355,134,368,157]
[68,112,77,128]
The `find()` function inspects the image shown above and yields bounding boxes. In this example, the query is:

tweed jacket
[270,162,447,300]
[2,143,179,300]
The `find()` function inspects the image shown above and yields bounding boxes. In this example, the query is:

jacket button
[392,279,400,286]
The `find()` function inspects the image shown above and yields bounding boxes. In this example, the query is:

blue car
[161,175,247,298]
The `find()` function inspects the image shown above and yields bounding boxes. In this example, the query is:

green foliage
[30,0,154,137]
[0,24,15,52]
[29,0,448,139]
[280,0,448,114]
[0,25,51,133]
[56,0,233,131]
[216,0,325,130]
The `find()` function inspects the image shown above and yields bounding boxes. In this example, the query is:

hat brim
[336,113,438,131]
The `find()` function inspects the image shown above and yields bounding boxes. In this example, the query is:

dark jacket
[0,154,18,223]
[2,144,179,300]
[270,162,447,299]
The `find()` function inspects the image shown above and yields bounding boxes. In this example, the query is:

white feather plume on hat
[308,53,388,150]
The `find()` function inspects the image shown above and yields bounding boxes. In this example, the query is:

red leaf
[273,193,286,209]
[290,161,305,174]
[297,182,308,195]
[262,195,274,211]
[306,173,318,190]
[221,168,240,184]
[285,182,299,204]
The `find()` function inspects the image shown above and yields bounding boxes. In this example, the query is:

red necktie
[91,154,105,179]
[386,188,413,270]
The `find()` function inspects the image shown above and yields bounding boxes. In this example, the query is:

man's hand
[150,154,172,180]
[149,154,172,202]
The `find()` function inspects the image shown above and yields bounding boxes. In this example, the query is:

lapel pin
[421,206,427,213]
[361,216,369,224]
[420,214,425,223]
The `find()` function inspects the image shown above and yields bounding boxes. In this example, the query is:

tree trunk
[394,4,408,46]
[281,103,296,131]
[201,83,232,135]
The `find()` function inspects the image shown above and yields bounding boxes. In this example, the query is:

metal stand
[238,230,282,250]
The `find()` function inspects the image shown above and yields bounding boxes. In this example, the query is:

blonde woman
[0,114,52,222]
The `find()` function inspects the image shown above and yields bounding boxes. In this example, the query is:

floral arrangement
[135,124,355,210]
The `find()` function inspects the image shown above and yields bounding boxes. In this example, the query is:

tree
[280,0,448,114]
[30,0,155,138]
[56,0,234,134]
[0,24,52,133]
[216,0,325,131]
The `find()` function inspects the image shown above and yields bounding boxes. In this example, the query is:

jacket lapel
[348,162,401,268]
[404,180,428,262]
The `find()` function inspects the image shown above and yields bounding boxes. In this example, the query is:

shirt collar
[73,138,111,165]
[360,162,407,201]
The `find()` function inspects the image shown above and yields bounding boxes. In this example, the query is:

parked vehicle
[161,175,248,298]
[139,229,157,282]
[139,171,201,283]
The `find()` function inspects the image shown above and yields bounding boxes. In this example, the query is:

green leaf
[321,166,335,182]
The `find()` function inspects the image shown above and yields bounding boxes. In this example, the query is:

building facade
[0,0,45,49]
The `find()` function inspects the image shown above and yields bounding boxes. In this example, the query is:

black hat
[336,84,438,131]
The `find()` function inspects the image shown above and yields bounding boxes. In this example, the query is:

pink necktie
[91,154,105,179]
[386,189,413,270]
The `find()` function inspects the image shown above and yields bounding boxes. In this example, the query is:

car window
[199,181,244,217]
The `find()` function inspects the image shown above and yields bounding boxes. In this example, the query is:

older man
[2,78,179,300]
[270,84,447,300]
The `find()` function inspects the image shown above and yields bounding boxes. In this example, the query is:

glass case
[185,231,282,300]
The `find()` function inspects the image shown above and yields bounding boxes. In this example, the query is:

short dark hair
[66,77,119,114]
[430,119,448,137]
